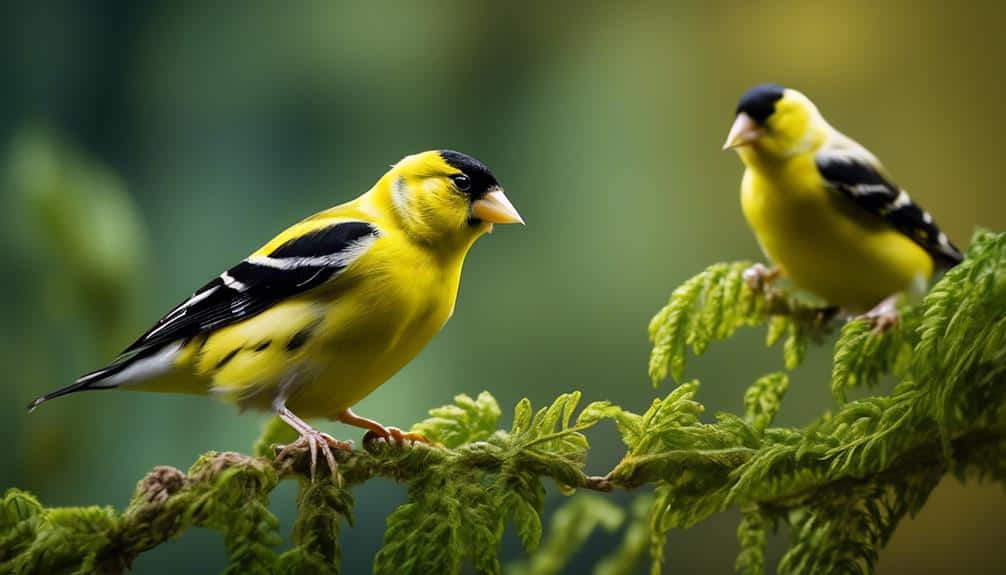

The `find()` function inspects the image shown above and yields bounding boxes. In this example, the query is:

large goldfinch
[30,150,524,475]
[723,84,962,321]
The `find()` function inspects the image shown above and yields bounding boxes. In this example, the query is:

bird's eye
[452,174,471,192]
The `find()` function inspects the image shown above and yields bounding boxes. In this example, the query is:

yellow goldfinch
[723,84,962,321]
[30,150,524,475]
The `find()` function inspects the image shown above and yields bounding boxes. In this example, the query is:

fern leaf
[744,373,790,434]
[648,262,832,386]
[411,391,502,448]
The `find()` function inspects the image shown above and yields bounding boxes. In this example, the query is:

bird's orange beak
[723,113,763,150]
[471,187,524,225]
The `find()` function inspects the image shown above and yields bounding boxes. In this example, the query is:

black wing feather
[815,152,963,268]
[120,221,379,357]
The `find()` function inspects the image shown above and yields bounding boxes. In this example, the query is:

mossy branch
[4,230,1005,575]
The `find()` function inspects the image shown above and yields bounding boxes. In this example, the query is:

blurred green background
[2,1,1004,573]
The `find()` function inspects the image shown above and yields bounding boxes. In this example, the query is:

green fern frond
[0,489,44,567]
[777,467,941,575]
[374,392,611,575]
[649,263,756,385]
[915,230,1006,445]
[744,372,790,435]
[648,262,835,386]
[185,453,281,575]
[0,488,118,575]
[374,461,500,575]
[830,311,918,403]
[410,391,502,448]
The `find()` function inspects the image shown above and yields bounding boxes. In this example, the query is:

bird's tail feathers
[27,342,182,412]
[27,362,130,412]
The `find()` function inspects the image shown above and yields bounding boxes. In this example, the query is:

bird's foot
[857,295,900,333]
[363,425,430,446]
[743,263,781,292]
[275,428,354,482]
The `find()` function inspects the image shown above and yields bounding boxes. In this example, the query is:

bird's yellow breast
[284,231,463,417]
[740,154,933,311]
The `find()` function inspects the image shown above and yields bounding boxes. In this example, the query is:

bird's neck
[740,113,830,172]
[360,182,486,261]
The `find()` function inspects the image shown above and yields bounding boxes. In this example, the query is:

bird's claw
[743,263,780,292]
[858,296,900,334]
[860,308,900,333]
[275,429,353,482]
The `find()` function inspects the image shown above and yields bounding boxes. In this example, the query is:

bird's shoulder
[253,199,381,257]
[813,134,963,267]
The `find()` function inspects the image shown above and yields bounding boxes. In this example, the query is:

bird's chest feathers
[741,159,867,265]
[741,158,828,230]
[326,240,461,357]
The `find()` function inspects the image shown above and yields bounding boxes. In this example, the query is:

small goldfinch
[30,150,524,476]
[723,84,962,321]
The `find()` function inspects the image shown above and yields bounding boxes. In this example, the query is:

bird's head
[723,84,827,162]
[379,150,523,247]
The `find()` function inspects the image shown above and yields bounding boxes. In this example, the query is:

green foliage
[410,391,502,448]
[1,453,281,574]
[0,488,118,575]
[374,452,501,575]
[374,392,608,575]
[744,372,790,435]
[830,310,918,403]
[776,467,942,575]
[4,231,1004,574]
[647,262,834,386]
[914,230,1006,445]
[606,382,756,572]
[631,230,1006,574]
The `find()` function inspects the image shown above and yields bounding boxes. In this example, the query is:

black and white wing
[121,220,381,356]
[53,220,379,391]
[815,139,963,268]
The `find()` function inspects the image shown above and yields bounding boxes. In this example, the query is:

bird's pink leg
[274,401,353,481]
